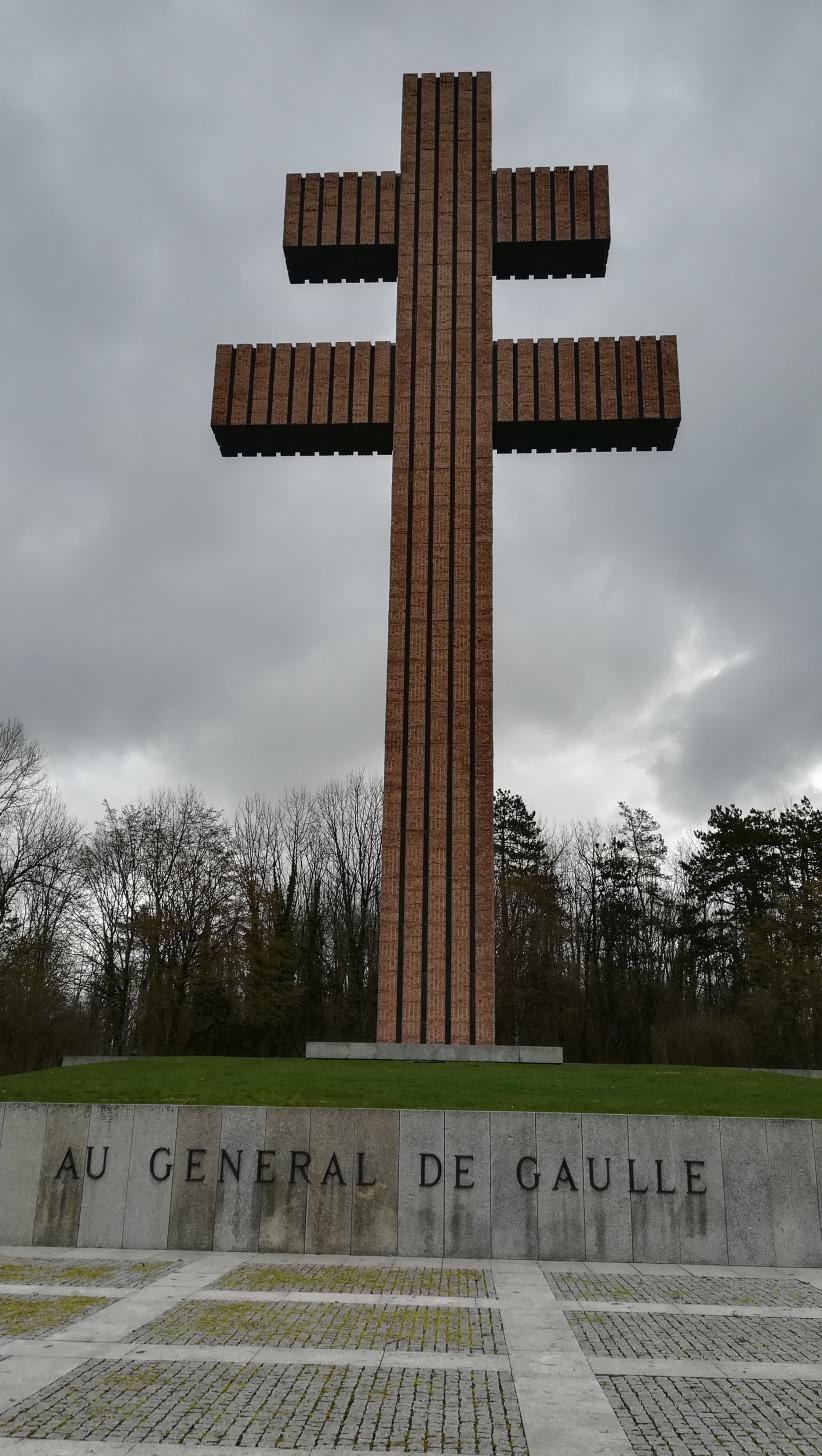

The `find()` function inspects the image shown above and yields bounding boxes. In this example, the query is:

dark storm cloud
[2,0,820,840]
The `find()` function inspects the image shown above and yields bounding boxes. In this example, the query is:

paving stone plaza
[0,1250,821,1453]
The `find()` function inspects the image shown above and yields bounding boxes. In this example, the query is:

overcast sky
[2,0,821,847]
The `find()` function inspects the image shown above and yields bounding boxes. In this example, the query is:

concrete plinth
[305,1041,564,1064]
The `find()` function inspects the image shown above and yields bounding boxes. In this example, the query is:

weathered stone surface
[212,1106,266,1253]
[78,1104,135,1249]
[123,1103,178,1250]
[351,1108,399,1255]
[674,1115,727,1265]
[767,1118,822,1267]
[536,1111,585,1260]
[168,1106,221,1251]
[7,1100,822,1266]
[721,1116,775,1267]
[305,1107,354,1254]
[518,1046,563,1064]
[33,1103,90,1247]
[627,1115,680,1264]
[581,1113,631,1262]
[258,1107,309,1253]
[0,1103,46,1244]
[490,1111,537,1259]
[398,1109,444,1257]
[444,1110,491,1257]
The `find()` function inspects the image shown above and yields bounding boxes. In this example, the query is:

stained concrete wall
[1,1102,820,1265]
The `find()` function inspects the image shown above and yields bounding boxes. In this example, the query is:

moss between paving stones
[0,1258,176,1289]
[0,1056,816,1116]
[131,1298,503,1354]
[216,1263,493,1298]
[0,1292,108,1336]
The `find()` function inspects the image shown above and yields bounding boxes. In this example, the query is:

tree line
[2,717,821,1071]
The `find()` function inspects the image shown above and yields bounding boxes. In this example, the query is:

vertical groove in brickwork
[401,71,436,1043]
[467,71,478,1044]
[445,71,460,1045]
[451,69,474,1046]
[377,73,418,1044]
[418,77,441,1042]
[474,70,495,1044]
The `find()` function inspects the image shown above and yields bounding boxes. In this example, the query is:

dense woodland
[2,716,822,1073]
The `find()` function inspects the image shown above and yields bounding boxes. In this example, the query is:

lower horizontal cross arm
[211,342,395,457]
[493,336,681,452]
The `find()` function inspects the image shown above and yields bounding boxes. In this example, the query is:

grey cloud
[2,0,821,842]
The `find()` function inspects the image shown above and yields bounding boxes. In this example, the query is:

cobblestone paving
[0,1358,527,1452]
[217,1263,495,1299]
[600,1375,822,1454]
[569,1308,822,1363]
[545,1268,822,1307]
[0,1291,108,1335]
[0,1256,179,1288]
[132,1297,504,1354]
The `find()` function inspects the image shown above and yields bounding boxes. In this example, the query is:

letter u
[86,1145,109,1180]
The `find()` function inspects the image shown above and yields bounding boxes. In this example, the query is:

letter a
[55,1148,79,1180]
[552,1157,578,1192]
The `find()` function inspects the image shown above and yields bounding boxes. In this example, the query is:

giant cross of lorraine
[211,71,680,1049]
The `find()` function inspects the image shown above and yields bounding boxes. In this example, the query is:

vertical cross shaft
[377,72,495,1045]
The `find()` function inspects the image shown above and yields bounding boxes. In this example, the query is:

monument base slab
[305,1041,563,1064]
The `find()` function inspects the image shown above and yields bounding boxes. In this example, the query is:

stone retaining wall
[0,1103,819,1266]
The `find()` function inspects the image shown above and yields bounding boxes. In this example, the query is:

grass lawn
[0,1056,817,1118]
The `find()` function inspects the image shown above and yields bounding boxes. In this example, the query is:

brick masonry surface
[600,1376,822,1455]
[0,1359,528,1453]
[5,1102,822,1265]
[131,1297,504,1354]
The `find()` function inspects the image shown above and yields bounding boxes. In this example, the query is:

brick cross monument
[211,71,680,1050]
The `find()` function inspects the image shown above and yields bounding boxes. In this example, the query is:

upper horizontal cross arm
[493,166,610,278]
[283,172,399,282]
[282,165,610,283]
[211,342,394,456]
